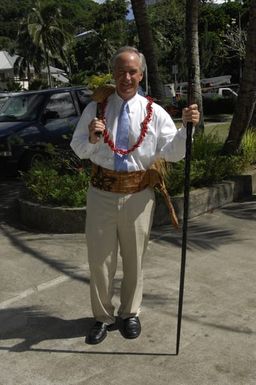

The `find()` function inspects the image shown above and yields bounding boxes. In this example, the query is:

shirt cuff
[179,124,195,138]
[85,141,98,154]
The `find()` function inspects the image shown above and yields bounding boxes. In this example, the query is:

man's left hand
[182,104,200,126]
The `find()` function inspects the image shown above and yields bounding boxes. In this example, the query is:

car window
[44,92,77,119]
[0,94,45,121]
[76,89,92,112]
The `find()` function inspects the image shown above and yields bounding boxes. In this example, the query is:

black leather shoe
[121,316,141,339]
[85,321,108,344]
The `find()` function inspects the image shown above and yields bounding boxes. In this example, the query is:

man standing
[71,46,199,344]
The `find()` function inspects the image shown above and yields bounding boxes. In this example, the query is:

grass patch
[204,121,231,141]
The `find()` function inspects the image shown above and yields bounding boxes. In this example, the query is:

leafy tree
[0,37,15,51]
[73,0,128,75]
[0,0,33,44]
[220,4,247,82]
[27,0,73,86]
[0,0,251,97]
[92,0,128,72]
[147,0,186,83]
[56,0,98,35]
[222,0,256,155]
[199,0,247,81]
[92,0,128,30]
[13,18,43,85]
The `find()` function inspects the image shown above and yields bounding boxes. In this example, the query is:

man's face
[113,52,143,101]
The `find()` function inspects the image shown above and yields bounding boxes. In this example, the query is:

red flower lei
[102,96,153,155]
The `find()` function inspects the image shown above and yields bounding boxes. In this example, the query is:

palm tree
[130,0,164,100]
[14,18,43,87]
[222,0,256,155]
[28,0,72,87]
[186,0,204,133]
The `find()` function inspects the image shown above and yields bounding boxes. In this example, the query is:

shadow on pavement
[0,178,24,225]
[0,306,92,352]
[150,222,238,251]
[0,307,175,356]
[1,305,253,356]
[0,225,90,285]
[221,197,256,221]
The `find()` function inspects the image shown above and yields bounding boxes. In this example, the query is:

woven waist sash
[90,163,179,229]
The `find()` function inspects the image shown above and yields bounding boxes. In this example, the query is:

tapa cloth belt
[90,163,179,229]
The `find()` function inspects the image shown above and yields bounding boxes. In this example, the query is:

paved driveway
[0,178,255,385]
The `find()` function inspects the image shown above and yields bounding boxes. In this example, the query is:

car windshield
[0,93,45,122]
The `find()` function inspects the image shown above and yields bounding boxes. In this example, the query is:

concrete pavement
[0,179,255,385]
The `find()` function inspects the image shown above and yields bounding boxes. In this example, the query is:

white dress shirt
[70,91,188,171]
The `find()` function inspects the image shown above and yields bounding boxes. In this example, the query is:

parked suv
[0,86,92,171]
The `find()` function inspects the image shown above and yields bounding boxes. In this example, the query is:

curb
[18,200,86,233]
[18,169,256,233]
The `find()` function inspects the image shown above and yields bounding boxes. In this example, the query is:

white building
[0,50,69,90]
[0,51,19,90]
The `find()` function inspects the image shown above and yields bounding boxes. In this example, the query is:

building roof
[51,73,69,83]
[0,50,68,85]
[41,65,67,75]
[0,51,18,70]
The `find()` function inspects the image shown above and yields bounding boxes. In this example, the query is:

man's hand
[182,104,200,127]
[88,118,105,144]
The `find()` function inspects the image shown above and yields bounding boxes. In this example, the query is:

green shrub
[166,132,248,196]
[166,161,184,195]
[192,132,223,160]
[87,73,113,89]
[21,130,255,205]
[21,152,91,207]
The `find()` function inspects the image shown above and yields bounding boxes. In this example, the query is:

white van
[202,87,238,98]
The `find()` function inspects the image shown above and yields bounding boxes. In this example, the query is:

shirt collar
[114,91,140,111]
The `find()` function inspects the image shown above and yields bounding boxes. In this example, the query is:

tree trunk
[27,63,31,85]
[131,0,164,101]
[44,48,52,88]
[46,56,52,87]
[186,0,204,133]
[222,0,256,155]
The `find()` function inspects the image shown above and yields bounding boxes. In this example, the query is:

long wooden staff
[176,0,197,355]
[175,116,193,355]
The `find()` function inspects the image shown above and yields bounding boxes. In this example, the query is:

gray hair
[111,46,146,73]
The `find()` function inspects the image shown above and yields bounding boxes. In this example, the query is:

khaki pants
[86,185,155,324]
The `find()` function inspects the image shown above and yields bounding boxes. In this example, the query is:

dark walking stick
[175,117,193,355]
[175,0,200,355]
[176,79,194,356]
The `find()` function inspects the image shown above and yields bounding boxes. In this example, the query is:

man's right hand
[88,118,105,144]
